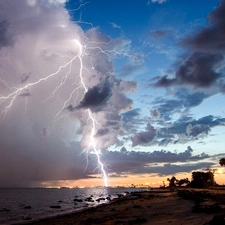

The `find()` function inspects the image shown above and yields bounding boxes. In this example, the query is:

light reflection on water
[0,187,146,224]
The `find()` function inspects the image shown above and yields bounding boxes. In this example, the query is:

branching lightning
[75,39,108,186]
[0,57,76,118]
[0,37,109,186]
[0,3,141,187]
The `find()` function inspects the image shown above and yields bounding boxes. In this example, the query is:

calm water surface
[0,187,146,224]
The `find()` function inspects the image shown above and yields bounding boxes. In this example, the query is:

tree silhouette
[178,178,190,187]
[167,176,178,188]
[190,171,215,188]
[219,158,225,167]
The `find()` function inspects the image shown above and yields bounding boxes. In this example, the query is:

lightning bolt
[0,56,76,118]
[0,38,108,186]
[75,39,108,187]
[88,110,108,186]
[0,3,141,187]
[0,38,113,188]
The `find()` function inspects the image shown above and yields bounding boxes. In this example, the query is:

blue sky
[65,0,224,153]
[0,0,224,187]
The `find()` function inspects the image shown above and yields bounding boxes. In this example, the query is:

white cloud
[109,22,121,29]
[147,0,167,5]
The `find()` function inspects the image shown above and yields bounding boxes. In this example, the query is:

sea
[0,187,147,225]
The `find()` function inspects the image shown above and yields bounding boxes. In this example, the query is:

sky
[0,0,225,188]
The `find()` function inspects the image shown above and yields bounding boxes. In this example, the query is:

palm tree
[219,158,225,167]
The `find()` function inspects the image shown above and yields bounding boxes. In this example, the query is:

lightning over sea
[0,1,146,223]
[0,0,140,189]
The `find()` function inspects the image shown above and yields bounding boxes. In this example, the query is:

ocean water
[0,187,146,225]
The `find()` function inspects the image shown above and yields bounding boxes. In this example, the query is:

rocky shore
[17,187,225,225]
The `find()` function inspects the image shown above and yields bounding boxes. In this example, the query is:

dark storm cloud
[131,123,156,146]
[0,20,13,48]
[154,1,225,90]
[176,52,223,87]
[104,146,210,174]
[67,82,112,112]
[155,52,224,88]
[182,0,225,53]
[79,83,112,110]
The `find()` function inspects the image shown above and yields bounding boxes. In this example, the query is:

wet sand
[22,188,225,225]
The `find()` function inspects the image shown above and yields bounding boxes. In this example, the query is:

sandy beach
[20,188,225,225]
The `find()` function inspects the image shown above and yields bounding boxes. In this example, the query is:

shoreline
[11,190,143,225]
[15,188,225,225]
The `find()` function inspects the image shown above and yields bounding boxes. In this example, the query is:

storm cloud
[0,0,136,187]
[68,82,112,112]
[154,0,225,90]
[104,146,211,175]
[131,123,156,146]
[182,0,225,53]
[155,52,224,88]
